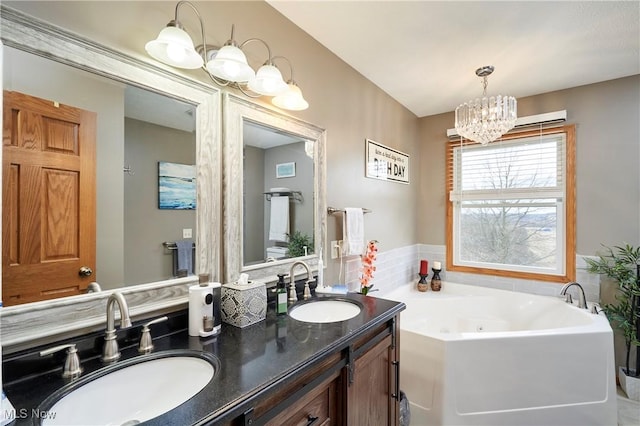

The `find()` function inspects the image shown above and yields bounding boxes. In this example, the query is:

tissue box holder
[221,280,267,328]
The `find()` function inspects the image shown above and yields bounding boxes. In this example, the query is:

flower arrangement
[360,240,378,295]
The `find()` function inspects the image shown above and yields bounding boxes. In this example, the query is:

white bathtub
[380,282,617,426]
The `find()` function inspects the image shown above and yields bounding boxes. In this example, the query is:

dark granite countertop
[2,293,404,425]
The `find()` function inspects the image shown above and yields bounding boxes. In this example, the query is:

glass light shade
[454,95,517,145]
[272,83,309,110]
[145,26,204,69]
[248,64,288,96]
[206,45,255,82]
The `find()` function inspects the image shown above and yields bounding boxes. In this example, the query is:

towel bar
[264,190,303,202]
[327,207,372,215]
[162,241,196,277]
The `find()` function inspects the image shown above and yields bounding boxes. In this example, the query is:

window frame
[445,125,576,283]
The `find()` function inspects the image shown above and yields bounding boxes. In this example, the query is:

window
[446,125,575,282]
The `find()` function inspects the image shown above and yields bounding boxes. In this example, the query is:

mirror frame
[223,94,326,284]
[0,6,221,351]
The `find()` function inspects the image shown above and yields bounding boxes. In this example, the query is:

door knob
[79,266,93,277]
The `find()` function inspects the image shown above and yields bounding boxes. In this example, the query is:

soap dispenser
[189,274,221,337]
[276,274,288,315]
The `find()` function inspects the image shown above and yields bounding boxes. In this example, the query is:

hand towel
[268,195,290,242]
[176,239,193,276]
[343,207,364,255]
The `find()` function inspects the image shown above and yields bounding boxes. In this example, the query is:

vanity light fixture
[454,65,517,145]
[271,56,309,111]
[145,1,308,110]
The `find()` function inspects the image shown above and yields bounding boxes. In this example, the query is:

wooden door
[2,91,96,305]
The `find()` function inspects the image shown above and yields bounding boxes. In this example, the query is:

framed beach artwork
[276,162,296,178]
[158,161,196,210]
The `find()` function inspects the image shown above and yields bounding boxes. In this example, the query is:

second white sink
[40,350,217,425]
[289,300,361,323]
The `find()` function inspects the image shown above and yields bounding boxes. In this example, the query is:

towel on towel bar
[176,239,193,275]
[269,195,290,242]
[343,207,364,255]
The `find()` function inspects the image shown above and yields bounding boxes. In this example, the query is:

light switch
[183,228,193,239]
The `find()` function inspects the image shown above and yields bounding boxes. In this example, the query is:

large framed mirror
[1,6,220,349]
[223,94,326,284]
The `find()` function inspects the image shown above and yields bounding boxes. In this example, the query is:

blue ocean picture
[158,162,196,210]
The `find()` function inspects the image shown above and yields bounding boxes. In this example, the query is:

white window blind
[448,131,569,277]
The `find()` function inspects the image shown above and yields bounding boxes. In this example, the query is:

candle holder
[417,273,429,292]
[431,268,442,291]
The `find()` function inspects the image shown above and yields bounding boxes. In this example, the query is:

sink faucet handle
[564,293,573,304]
[287,274,298,302]
[303,280,313,299]
[40,343,83,379]
[138,316,168,354]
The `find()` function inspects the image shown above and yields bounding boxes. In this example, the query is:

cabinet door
[347,334,398,426]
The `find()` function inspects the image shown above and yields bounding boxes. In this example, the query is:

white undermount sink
[40,350,217,426]
[289,299,362,323]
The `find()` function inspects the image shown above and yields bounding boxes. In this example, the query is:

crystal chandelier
[454,66,517,145]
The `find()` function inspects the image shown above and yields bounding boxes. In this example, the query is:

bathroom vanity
[2,293,404,425]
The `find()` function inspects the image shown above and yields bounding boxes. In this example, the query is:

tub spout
[559,282,588,309]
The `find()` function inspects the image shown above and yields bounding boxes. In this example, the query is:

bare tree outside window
[452,135,564,273]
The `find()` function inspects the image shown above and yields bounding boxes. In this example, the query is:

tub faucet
[559,282,588,309]
[101,291,132,363]
[288,260,312,302]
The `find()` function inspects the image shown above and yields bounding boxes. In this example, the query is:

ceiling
[125,85,196,133]
[268,1,640,118]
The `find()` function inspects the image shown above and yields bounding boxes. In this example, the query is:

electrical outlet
[331,240,342,259]
[182,228,193,239]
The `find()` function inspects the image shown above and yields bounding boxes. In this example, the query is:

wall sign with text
[365,139,409,184]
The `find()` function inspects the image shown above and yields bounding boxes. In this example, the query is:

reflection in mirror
[223,94,326,284]
[0,6,219,348]
[243,121,314,266]
[3,46,196,305]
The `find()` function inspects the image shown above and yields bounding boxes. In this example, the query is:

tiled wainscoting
[341,243,601,301]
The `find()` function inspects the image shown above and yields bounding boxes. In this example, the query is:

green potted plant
[585,244,640,400]
[286,230,314,258]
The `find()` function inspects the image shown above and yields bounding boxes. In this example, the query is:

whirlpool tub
[380,282,617,425]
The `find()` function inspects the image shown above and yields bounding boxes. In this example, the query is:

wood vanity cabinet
[228,315,400,426]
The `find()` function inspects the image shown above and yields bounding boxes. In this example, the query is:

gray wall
[244,145,265,264]
[124,118,196,285]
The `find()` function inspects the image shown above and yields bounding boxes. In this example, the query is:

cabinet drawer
[266,375,337,426]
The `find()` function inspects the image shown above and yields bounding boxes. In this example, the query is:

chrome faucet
[559,282,588,309]
[101,291,132,362]
[288,261,312,302]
